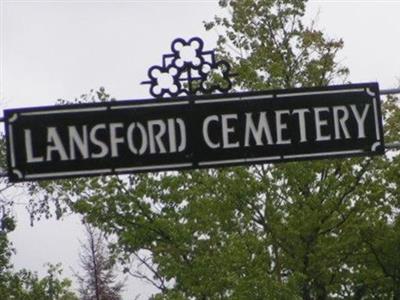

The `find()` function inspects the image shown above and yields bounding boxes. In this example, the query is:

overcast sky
[1,0,400,299]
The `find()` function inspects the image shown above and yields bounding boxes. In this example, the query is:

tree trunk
[89,227,100,300]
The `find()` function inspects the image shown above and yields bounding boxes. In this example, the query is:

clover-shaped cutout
[142,37,234,98]
[200,61,232,94]
[172,37,204,69]
[148,66,180,97]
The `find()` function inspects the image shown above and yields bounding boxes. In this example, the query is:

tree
[0,204,18,297]
[75,223,124,300]
[6,264,79,300]
[29,0,400,299]
[0,236,77,300]
[0,139,77,299]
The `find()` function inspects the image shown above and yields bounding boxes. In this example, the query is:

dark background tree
[75,223,124,300]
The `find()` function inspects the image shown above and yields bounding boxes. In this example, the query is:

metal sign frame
[4,82,384,182]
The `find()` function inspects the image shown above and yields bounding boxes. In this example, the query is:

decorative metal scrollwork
[141,37,234,98]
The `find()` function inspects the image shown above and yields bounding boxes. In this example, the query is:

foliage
[0,255,78,300]
[75,223,124,300]
[0,173,77,299]
[27,0,400,299]
[0,208,17,293]
[204,0,349,91]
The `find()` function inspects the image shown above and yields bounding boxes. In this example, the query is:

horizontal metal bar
[380,88,400,95]
[385,142,400,150]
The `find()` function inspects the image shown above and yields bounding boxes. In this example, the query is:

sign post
[4,82,384,182]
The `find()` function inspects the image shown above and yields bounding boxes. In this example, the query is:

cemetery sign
[4,82,384,182]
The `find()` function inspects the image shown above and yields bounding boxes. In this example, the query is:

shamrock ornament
[142,37,234,98]
[171,37,203,69]
[147,66,180,98]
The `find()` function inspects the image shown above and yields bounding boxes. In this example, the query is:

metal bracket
[385,142,400,150]
[380,88,400,95]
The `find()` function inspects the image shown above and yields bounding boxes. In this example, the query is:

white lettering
[333,106,350,140]
[276,110,291,145]
[68,126,89,159]
[90,124,109,158]
[244,112,273,146]
[168,119,177,153]
[24,129,44,163]
[351,104,370,139]
[109,123,124,157]
[176,118,186,152]
[148,120,166,154]
[292,109,310,143]
[203,115,220,149]
[46,127,68,161]
[127,122,148,155]
[314,107,331,141]
[221,114,239,149]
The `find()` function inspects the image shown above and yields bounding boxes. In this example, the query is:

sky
[1,0,400,299]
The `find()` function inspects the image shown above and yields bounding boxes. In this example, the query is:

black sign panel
[4,82,384,182]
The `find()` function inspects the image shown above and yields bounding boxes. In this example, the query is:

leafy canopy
[29,0,400,299]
